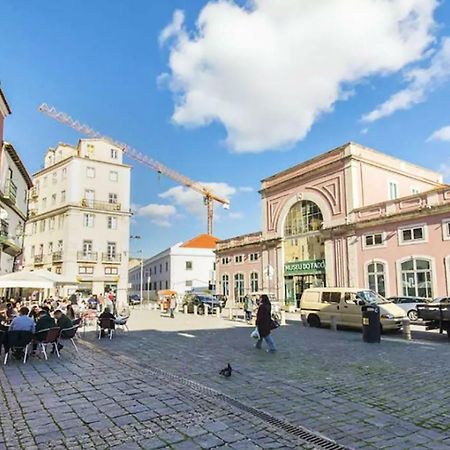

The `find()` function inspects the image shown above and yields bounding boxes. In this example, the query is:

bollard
[301,314,308,327]
[184,305,188,314]
[205,305,209,316]
[402,318,412,340]
[280,310,286,326]
[229,307,233,320]
[216,308,221,318]
[194,305,198,316]
[330,316,337,331]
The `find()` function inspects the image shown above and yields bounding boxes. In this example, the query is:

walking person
[255,295,276,353]
[244,295,254,323]
[169,295,176,319]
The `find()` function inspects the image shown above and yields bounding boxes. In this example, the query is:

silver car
[388,296,430,321]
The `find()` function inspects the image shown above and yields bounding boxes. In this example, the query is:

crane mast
[38,103,230,234]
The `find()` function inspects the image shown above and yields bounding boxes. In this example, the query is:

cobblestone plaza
[1,310,449,449]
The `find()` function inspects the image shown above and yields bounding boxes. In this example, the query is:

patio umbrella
[0,270,75,289]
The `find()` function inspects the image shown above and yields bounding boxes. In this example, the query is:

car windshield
[357,290,389,304]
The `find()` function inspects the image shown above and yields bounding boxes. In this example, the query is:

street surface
[1,308,450,449]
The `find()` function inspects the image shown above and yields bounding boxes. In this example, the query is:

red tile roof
[181,234,219,249]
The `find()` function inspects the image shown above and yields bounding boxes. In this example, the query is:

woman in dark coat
[255,294,276,352]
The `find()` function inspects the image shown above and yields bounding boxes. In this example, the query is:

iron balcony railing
[3,179,17,204]
[81,199,121,212]
[77,251,98,262]
[34,254,44,264]
[0,219,9,238]
[52,251,63,262]
[102,252,121,263]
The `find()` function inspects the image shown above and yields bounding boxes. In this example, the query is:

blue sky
[1,0,450,258]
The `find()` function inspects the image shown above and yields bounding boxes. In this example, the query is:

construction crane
[38,103,230,235]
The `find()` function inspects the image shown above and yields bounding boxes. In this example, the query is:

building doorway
[285,274,325,308]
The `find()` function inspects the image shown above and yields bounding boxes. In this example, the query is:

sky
[1,0,450,258]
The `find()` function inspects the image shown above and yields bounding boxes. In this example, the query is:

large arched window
[234,273,244,302]
[250,272,259,293]
[222,274,229,296]
[284,200,323,237]
[367,262,386,297]
[401,258,433,298]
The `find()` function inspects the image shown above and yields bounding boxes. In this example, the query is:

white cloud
[136,203,177,227]
[360,128,369,135]
[428,125,450,142]
[160,0,437,152]
[159,10,185,46]
[239,186,254,192]
[159,182,236,217]
[363,37,450,122]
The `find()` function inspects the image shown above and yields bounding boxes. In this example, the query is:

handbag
[250,327,260,339]
[270,319,280,330]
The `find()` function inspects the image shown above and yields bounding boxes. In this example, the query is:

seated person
[5,303,17,322]
[33,309,57,353]
[53,309,73,353]
[98,307,116,337]
[8,307,35,359]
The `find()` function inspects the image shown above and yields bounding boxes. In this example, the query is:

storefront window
[367,262,386,297]
[401,258,433,298]
[234,273,244,302]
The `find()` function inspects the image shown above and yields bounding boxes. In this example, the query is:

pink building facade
[216,142,449,308]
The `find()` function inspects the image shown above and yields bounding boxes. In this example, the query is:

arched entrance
[283,200,325,308]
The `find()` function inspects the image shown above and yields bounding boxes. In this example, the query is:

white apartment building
[23,139,131,304]
[0,88,33,275]
[129,234,218,299]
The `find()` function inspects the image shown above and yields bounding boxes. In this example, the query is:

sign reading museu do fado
[284,259,325,276]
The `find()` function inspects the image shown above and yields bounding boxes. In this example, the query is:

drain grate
[84,340,348,450]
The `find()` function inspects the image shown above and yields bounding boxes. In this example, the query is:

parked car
[387,296,430,321]
[214,294,228,308]
[300,288,406,332]
[183,294,222,314]
[431,296,450,305]
[128,294,141,306]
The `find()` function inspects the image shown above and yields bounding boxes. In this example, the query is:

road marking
[382,337,439,348]
[178,333,196,338]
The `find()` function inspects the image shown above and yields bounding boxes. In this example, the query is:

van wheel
[407,310,418,321]
[308,314,321,328]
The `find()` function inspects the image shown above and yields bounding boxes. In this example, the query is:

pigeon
[219,363,232,377]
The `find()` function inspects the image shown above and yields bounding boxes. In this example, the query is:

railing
[77,251,98,262]
[0,219,9,238]
[102,253,121,263]
[30,186,39,198]
[81,199,121,212]
[34,254,44,264]
[52,251,63,262]
[3,179,17,204]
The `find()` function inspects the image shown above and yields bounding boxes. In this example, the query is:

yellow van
[300,288,406,331]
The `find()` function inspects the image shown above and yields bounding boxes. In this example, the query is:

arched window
[401,258,433,298]
[234,273,244,302]
[284,200,323,237]
[250,272,259,293]
[222,274,229,296]
[367,262,386,297]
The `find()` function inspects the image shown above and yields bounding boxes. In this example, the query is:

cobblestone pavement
[1,309,450,449]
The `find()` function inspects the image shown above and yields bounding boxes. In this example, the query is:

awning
[158,289,177,297]
[0,269,76,289]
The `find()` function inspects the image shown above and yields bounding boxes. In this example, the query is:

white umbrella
[0,270,75,289]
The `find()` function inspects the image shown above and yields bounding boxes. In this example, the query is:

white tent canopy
[0,270,75,289]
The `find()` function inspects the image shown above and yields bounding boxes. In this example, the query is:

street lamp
[130,235,143,304]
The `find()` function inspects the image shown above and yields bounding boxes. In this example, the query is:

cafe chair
[4,330,34,365]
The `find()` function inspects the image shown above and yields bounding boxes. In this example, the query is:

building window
[84,213,95,228]
[39,220,46,232]
[107,242,117,258]
[108,193,118,204]
[51,194,56,205]
[109,171,118,182]
[401,258,433,298]
[61,190,66,203]
[58,215,64,228]
[186,261,193,270]
[389,181,398,200]
[235,255,243,264]
[52,172,57,184]
[250,272,259,293]
[250,253,259,261]
[165,280,169,289]
[221,257,230,265]
[48,242,53,254]
[443,219,450,241]
[284,200,323,236]
[411,187,420,195]
[111,148,118,159]
[42,197,47,209]
[367,262,386,297]
[83,240,93,255]
[222,274,229,296]
[49,217,55,230]
[79,266,94,275]
[43,176,47,186]
[165,261,169,272]
[55,266,62,274]
[86,167,96,178]
[105,267,118,275]
[364,233,384,248]
[31,245,35,257]
[62,168,67,179]
[399,224,426,244]
[185,280,192,287]
[234,273,244,302]
[107,216,117,229]
[57,240,63,251]
[32,222,37,234]
[84,189,95,207]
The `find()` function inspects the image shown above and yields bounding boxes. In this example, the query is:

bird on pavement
[219,363,232,377]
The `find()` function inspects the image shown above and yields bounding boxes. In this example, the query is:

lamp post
[130,235,143,304]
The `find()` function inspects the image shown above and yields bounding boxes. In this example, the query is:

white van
[300,288,406,331]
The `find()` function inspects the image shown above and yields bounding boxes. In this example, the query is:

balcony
[0,219,8,239]
[0,219,21,257]
[77,251,98,262]
[1,179,17,205]
[102,253,121,264]
[34,254,44,265]
[29,208,38,217]
[52,251,64,262]
[81,199,121,212]
[30,186,39,200]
